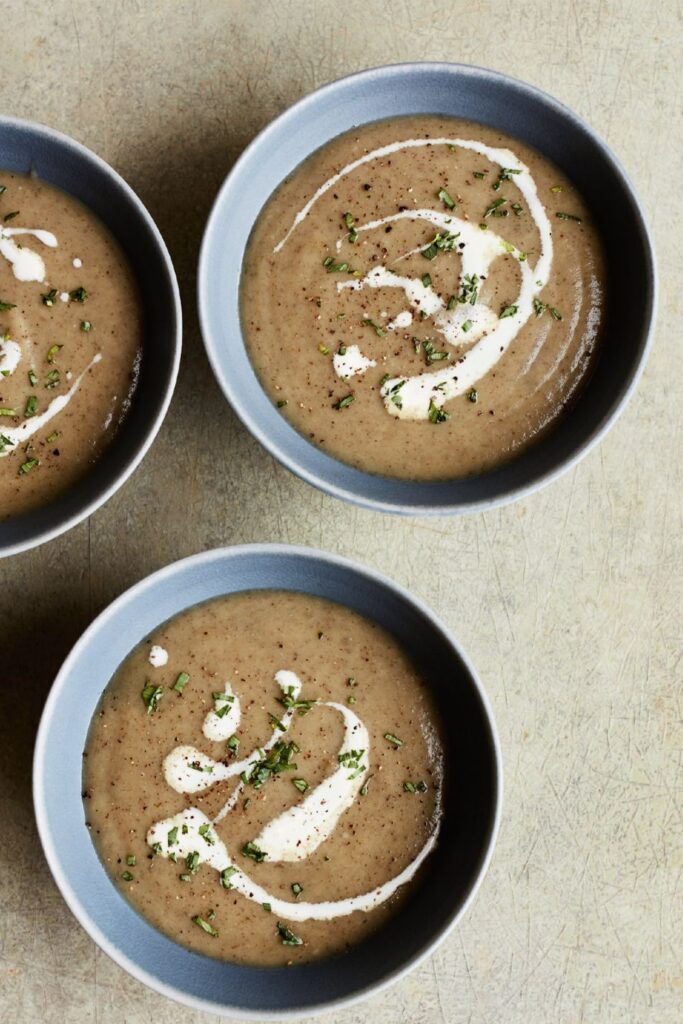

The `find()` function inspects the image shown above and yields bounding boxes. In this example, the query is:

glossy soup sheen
[83,591,444,966]
[241,115,606,480]
[0,172,141,517]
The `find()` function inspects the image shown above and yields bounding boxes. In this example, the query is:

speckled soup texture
[83,590,443,966]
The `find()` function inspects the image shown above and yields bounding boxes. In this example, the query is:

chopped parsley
[226,734,240,756]
[428,400,449,424]
[241,740,299,789]
[120,871,134,882]
[220,866,238,889]
[458,273,479,305]
[421,230,459,260]
[69,286,88,303]
[492,167,521,191]
[198,823,215,845]
[421,273,432,288]
[499,304,518,319]
[167,826,178,846]
[41,289,58,307]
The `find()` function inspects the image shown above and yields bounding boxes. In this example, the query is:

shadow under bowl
[33,543,501,1018]
[0,117,181,556]
[199,61,656,515]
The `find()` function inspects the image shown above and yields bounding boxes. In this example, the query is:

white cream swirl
[148,669,439,923]
[0,226,58,282]
[273,137,554,421]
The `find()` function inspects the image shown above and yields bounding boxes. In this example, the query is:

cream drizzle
[0,226,58,282]
[149,669,440,922]
[148,645,168,667]
[0,337,21,376]
[332,344,376,379]
[202,684,241,742]
[273,137,554,420]
[0,352,102,456]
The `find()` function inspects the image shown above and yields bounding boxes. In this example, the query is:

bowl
[198,62,656,515]
[34,543,501,1018]
[0,117,181,556]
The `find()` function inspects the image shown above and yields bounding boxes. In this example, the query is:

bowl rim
[198,60,657,516]
[33,541,503,1018]
[0,114,182,557]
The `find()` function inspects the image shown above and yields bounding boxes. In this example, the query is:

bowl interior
[200,63,655,513]
[0,119,179,553]
[34,546,500,1016]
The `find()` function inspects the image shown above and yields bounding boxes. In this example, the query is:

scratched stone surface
[0,1,681,1021]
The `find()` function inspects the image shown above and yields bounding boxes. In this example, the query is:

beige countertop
[1,1,681,1021]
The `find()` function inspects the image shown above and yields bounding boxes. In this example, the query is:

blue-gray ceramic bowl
[34,544,501,1018]
[0,117,181,556]
[199,62,656,515]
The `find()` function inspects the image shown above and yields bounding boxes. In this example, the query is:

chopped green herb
[28,369,38,386]
[192,915,218,937]
[347,695,357,704]
[361,317,386,337]
[293,778,309,794]
[483,197,506,218]
[492,167,521,191]
[550,185,563,193]
[0,300,16,312]
[189,760,213,773]
[461,319,473,333]
[24,395,37,417]
[141,682,163,714]
[120,871,134,882]
[151,842,162,855]
[45,369,60,389]
[220,866,238,889]
[323,260,353,274]
[46,344,62,363]
[291,883,303,897]
[421,230,459,260]
[41,289,58,307]
[344,211,358,242]
[413,336,422,353]
[338,749,366,779]
[0,433,12,453]
[318,343,330,355]
[69,286,88,303]
[212,691,235,717]
[0,185,5,194]
[437,187,456,209]
[262,902,272,912]
[384,732,404,747]
[322,256,334,268]
[168,826,178,847]
[423,340,448,365]
[447,294,456,310]
[388,378,406,409]
[3,210,19,222]
[549,306,563,320]
[276,399,288,408]
[18,456,39,474]
[499,304,518,319]
[360,780,370,796]
[179,873,191,882]
[198,823,215,846]
[269,712,287,732]
[338,344,347,355]
[186,851,200,873]
[473,171,486,179]
[243,797,251,809]
[46,430,60,443]
[279,687,316,715]
[421,273,432,288]
[347,677,357,687]
[227,734,240,756]
[334,393,354,410]
[277,922,303,946]
[511,202,523,216]
[555,211,582,223]
[242,741,299,789]
[0,408,16,416]
[242,841,267,863]
[468,388,478,403]
[404,780,428,793]
[533,298,547,318]
[80,320,92,332]
[126,854,136,866]
[458,273,479,305]
[173,671,189,694]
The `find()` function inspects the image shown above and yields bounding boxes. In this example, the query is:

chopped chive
[28,369,38,386]
[18,457,39,474]
[334,393,354,410]
[220,866,238,889]
[242,841,267,862]
[46,430,60,443]
[24,395,37,417]
[126,854,136,866]
[361,317,386,337]
[120,871,134,882]
[0,408,17,416]
[227,734,240,756]
[318,343,330,355]
[291,883,303,897]
[421,273,432,288]
[179,873,191,882]
[3,210,19,222]
[45,369,60,389]
[198,823,215,845]
[499,304,518,319]
[69,286,88,302]
[186,851,200,873]
[461,319,472,333]
[0,300,16,311]
[338,344,347,355]
[549,306,563,320]
[473,171,486,179]
[192,915,218,937]
[423,340,448,365]
[269,712,287,732]
[262,902,272,912]
[483,197,506,218]
[141,681,163,714]
[46,344,62,363]
[80,320,92,332]
[292,778,308,794]
[555,211,582,223]
[437,187,456,209]
[384,732,404,747]
[277,922,303,946]
[533,298,546,317]
[550,185,563,193]
[173,671,189,694]
[511,202,523,216]
[403,781,417,793]
[276,399,288,408]
[168,826,178,846]
[447,294,456,310]
[151,842,162,855]
[468,388,478,403]
[41,289,58,307]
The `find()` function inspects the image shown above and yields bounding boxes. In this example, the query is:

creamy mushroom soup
[0,172,141,516]
[83,590,444,966]
[241,116,605,479]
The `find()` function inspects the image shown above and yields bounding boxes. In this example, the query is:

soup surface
[0,172,141,516]
[241,115,605,479]
[84,590,444,966]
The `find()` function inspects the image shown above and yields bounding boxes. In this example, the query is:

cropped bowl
[34,543,501,1018]
[0,117,181,555]
[199,62,656,515]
